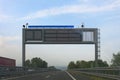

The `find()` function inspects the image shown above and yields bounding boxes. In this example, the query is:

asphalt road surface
[3,71,92,80]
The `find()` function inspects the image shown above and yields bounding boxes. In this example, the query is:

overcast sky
[0,0,120,67]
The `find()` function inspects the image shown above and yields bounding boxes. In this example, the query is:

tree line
[68,52,120,69]
[25,57,48,68]
[111,52,120,66]
[24,51,120,69]
[68,59,108,69]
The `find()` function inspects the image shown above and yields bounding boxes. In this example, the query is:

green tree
[68,59,108,69]
[76,61,81,68]
[80,60,89,68]
[42,61,48,68]
[31,57,43,68]
[76,61,94,68]
[88,61,94,68]
[25,59,31,67]
[68,61,76,69]
[111,52,120,66]
[97,59,108,67]
[25,57,48,68]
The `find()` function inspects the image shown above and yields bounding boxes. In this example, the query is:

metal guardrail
[0,66,58,78]
[72,67,120,80]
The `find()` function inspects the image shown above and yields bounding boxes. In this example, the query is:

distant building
[0,56,16,66]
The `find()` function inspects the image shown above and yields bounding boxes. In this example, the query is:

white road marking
[45,75,50,78]
[65,71,77,80]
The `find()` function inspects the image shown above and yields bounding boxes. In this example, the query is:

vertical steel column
[95,43,98,67]
[22,28,26,67]
[95,29,98,67]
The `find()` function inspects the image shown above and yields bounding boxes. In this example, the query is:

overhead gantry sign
[22,25,99,67]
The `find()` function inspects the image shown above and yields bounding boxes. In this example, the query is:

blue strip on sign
[28,25,74,28]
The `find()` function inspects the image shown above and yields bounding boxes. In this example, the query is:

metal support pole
[22,43,25,67]
[95,43,98,67]
[22,29,25,67]
[95,29,98,67]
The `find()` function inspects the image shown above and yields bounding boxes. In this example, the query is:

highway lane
[3,71,92,80]
[68,71,93,80]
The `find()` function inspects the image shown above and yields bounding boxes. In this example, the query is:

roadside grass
[87,75,113,80]
[68,70,114,80]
